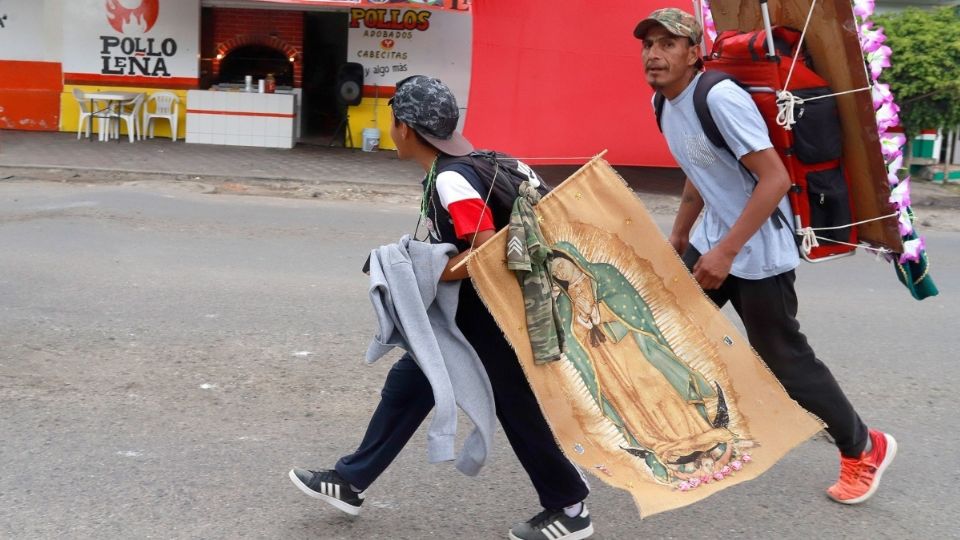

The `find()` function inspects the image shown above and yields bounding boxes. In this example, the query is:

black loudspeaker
[336,62,364,106]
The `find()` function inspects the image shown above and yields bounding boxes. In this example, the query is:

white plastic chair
[143,91,180,141]
[73,88,109,140]
[112,94,145,143]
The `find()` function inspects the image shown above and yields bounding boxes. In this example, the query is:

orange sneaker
[826,429,897,504]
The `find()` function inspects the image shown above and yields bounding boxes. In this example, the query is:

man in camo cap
[633,7,702,44]
[635,7,898,508]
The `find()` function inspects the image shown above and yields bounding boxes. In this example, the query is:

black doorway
[302,11,349,142]
[219,45,294,86]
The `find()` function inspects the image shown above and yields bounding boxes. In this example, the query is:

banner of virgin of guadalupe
[466,156,823,516]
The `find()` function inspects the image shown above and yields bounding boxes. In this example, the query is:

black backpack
[436,150,550,227]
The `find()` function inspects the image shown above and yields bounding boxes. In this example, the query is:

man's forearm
[671,178,704,238]
[439,228,496,281]
[440,249,472,281]
[717,177,788,256]
[717,149,791,256]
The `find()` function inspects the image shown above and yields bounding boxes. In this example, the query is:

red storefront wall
[465,0,681,166]
[0,60,62,131]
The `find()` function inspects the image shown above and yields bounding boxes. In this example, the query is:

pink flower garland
[700,0,718,42]
[854,0,926,262]
[698,0,925,262]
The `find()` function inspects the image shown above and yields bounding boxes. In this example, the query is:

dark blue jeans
[336,286,588,510]
[683,247,869,457]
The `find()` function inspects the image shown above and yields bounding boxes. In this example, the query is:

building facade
[0,0,473,150]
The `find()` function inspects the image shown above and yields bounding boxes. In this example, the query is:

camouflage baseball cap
[633,8,702,43]
[389,75,474,156]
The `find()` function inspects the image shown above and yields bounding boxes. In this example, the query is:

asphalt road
[1,179,957,539]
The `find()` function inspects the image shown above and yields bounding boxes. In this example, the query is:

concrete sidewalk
[3,130,958,226]
[0,130,688,192]
[0,130,423,187]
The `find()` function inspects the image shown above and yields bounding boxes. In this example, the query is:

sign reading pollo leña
[63,0,199,82]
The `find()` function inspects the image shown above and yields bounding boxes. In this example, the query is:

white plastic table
[85,92,144,142]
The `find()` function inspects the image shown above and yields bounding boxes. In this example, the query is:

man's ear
[398,122,413,141]
[687,44,700,67]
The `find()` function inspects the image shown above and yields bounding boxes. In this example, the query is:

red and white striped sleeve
[435,170,495,240]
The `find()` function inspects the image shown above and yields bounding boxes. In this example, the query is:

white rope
[469,157,502,252]
[509,156,597,162]
[774,0,871,130]
[776,90,802,130]
[797,230,894,256]
[464,154,597,251]
[812,211,899,231]
[798,227,820,254]
[796,211,899,256]
[776,86,873,130]
[782,0,818,92]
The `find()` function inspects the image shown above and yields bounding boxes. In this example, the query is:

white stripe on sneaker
[287,470,362,516]
[555,522,571,536]
[541,524,557,540]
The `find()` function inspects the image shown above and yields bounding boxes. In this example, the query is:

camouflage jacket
[506,181,565,364]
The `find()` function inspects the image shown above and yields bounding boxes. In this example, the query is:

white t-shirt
[659,72,799,279]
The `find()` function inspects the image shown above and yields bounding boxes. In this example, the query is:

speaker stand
[328,110,354,148]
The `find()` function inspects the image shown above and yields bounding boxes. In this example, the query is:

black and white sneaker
[288,468,365,516]
[508,505,594,540]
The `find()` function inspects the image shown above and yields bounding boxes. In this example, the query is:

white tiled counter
[185,90,295,149]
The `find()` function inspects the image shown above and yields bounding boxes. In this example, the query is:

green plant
[874,6,960,138]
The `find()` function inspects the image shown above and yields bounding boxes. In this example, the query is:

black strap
[692,70,739,154]
[653,92,666,133]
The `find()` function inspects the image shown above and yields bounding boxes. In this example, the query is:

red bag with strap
[706,26,858,261]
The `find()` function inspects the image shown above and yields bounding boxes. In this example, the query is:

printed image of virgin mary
[549,241,740,484]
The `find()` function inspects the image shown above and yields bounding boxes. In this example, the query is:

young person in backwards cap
[634,7,896,506]
[289,75,594,540]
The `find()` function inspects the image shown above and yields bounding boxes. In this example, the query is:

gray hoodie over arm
[365,235,496,476]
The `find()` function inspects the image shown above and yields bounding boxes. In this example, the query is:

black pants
[683,247,869,457]
[336,285,589,510]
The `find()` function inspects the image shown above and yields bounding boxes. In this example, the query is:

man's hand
[689,147,789,290]
[692,246,736,290]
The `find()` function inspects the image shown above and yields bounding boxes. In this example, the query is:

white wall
[62,0,200,80]
[0,0,62,62]
[347,8,472,107]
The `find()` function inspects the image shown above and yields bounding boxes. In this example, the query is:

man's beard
[645,72,665,90]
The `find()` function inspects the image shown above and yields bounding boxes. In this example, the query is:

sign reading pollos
[100,0,176,77]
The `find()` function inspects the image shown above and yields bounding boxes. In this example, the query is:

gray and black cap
[389,75,474,156]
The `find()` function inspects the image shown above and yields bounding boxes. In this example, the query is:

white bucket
[361,127,381,152]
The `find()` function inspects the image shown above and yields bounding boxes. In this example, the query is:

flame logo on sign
[106,0,160,34]
[380,39,395,50]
